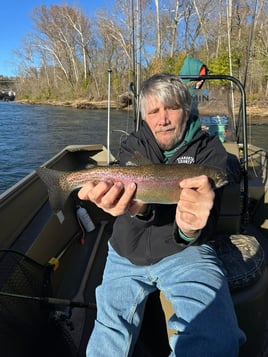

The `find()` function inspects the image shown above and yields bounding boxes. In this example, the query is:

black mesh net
[0,250,78,357]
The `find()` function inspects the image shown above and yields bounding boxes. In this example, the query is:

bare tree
[20,5,94,93]
[12,1,268,103]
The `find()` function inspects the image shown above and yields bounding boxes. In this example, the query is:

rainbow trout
[36,163,227,213]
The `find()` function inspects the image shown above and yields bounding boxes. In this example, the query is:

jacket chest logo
[176,156,195,164]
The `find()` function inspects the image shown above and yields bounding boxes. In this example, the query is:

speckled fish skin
[36,164,227,213]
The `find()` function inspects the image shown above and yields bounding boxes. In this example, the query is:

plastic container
[208,124,226,142]
[76,206,95,232]
[201,116,228,142]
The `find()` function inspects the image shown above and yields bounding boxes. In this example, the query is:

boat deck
[0,139,268,356]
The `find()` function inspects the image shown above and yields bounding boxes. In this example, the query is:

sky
[0,0,107,77]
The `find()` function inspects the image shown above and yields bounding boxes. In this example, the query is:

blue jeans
[86,243,246,356]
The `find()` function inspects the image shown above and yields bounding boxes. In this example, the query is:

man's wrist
[178,227,201,241]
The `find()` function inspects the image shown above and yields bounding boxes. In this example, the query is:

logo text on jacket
[176,156,195,164]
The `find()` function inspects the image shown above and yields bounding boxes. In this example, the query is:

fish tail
[36,167,70,213]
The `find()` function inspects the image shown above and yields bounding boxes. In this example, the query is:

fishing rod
[129,0,142,132]
[0,290,96,310]
[107,68,112,164]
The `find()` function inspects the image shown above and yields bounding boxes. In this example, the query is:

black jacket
[110,119,227,265]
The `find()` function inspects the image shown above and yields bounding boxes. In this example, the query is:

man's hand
[176,175,215,238]
[78,180,139,217]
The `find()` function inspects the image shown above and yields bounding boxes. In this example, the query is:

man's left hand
[176,175,215,238]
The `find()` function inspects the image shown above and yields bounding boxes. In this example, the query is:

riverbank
[245,105,268,124]
[17,98,120,110]
[16,98,268,124]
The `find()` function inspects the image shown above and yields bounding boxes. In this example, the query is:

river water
[1,101,268,194]
[0,102,135,194]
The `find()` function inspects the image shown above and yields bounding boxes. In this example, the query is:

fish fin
[126,151,152,166]
[36,167,70,213]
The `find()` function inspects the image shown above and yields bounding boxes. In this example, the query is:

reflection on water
[0,101,267,194]
[248,124,268,151]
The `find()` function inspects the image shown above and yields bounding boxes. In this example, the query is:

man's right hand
[78,180,137,217]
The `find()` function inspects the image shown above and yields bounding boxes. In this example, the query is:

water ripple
[0,102,133,193]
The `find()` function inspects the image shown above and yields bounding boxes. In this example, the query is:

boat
[0,75,267,357]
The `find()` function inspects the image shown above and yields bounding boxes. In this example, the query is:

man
[179,56,208,90]
[79,74,245,356]
[179,56,208,118]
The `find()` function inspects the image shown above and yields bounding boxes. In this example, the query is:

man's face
[144,96,188,151]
